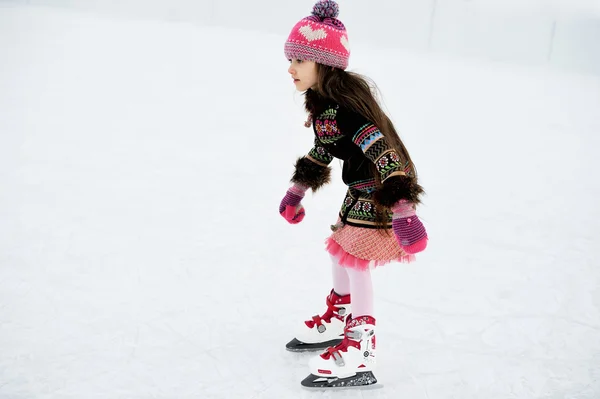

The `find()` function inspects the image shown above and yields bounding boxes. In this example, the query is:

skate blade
[285,338,343,353]
[301,371,380,389]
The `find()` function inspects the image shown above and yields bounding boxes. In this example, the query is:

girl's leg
[330,255,350,295]
[346,266,374,318]
[304,262,377,386]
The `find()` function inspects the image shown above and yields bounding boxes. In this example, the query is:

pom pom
[312,0,339,19]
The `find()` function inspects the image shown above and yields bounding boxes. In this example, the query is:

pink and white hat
[284,0,350,70]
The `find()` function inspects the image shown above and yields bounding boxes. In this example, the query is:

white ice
[1,4,599,399]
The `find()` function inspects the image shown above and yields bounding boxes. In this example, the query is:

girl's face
[288,59,318,91]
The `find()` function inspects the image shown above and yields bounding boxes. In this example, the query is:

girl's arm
[338,108,424,206]
[290,138,334,192]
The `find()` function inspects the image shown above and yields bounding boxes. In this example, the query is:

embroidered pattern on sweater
[339,190,393,227]
[349,178,378,194]
[308,138,334,165]
[353,123,404,182]
[314,108,344,144]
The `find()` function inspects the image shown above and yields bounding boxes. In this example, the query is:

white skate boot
[285,289,351,352]
[301,315,377,388]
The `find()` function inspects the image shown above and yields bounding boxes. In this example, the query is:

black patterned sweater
[291,99,424,230]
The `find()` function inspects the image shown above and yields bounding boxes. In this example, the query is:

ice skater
[278,0,429,389]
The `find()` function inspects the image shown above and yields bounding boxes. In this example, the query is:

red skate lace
[321,329,360,360]
[305,295,344,329]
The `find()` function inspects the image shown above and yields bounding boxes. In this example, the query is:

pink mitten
[392,200,428,254]
[279,184,308,224]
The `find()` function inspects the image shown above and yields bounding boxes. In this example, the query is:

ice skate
[285,289,351,352]
[301,315,378,389]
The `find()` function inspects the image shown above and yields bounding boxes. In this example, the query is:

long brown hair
[305,64,418,230]
[305,64,417,180]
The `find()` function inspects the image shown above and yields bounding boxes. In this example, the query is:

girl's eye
[296,59,303,63]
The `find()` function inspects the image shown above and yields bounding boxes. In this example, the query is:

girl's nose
[288,65,295,75]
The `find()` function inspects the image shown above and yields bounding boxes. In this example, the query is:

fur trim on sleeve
[373,175,424,207]
[291,157,332,192]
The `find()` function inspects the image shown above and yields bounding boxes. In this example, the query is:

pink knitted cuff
[391,200,416,218]
[289,183,309,196]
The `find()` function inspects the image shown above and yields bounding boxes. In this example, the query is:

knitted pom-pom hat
[284,0,350,70]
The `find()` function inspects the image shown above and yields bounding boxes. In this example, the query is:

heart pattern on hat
[299,24,328,42]
[340,35,350,52]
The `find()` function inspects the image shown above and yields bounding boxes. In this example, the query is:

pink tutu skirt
[325,221,415,270]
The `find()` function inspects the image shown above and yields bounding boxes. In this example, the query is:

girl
[279,0,428,388]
